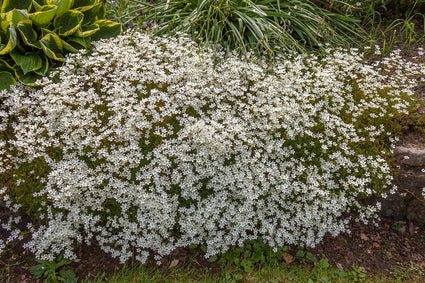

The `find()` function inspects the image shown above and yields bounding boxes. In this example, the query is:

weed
[29,253,78,283]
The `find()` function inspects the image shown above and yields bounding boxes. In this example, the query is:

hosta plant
[0,0,122,90]
[1,32,424,263]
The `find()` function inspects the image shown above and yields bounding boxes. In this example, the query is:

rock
[394,174,425,194]
[380,195,405,220]
[406,199,425,224]
[394,146,425,166]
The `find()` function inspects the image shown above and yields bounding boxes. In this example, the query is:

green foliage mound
[0,0,122,90]
[107,0,363,54]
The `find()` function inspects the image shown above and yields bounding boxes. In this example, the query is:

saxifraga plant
[0,0,122,90]
[110,0,363,55]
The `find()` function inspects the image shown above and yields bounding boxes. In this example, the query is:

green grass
[104,0,425,56]
[105,0,364,55]
[361,1,425,55]
[84,257,425,282]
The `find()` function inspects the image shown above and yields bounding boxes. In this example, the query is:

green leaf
[29,5,57,27]
[39,32,64,61]
[45,275,56,283]
[31,0,41,11]
[33,55,49,76]
[18,69,40,85]
[73,0,96,7]
[59,269,78,283]
[10,49,42,74]
[0,23,17,55]
[306,252,318,263]
[3,9,29,27]
[96,3,106,19]
[0,58,16,74]
[295,250,305,258]
[40,27,52,37]
[77,3,101,25]
[67,36,90,49]
[29,264,46,279]
[74,23,99,37]
[61,38,79,53]
[0,71,16,90]
[76,2,99,13]
[55,257,72,268]
[0,14,8,34]
[208,255,218,262]
[241,258,254,273]
[90,19,121,41]
[1,0,32,13]
[54,0,74,17]
[17,19,41,48]
[53,9,83,37]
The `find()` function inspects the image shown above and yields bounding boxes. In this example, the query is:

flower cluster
[0,32,424,263]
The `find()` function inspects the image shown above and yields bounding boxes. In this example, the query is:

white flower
[0,31,423,263]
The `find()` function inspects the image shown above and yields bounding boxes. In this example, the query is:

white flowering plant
[0,32,424,263]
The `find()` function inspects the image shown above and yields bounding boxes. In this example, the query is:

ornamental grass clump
[106,0,363,54]
[0,32,424,263]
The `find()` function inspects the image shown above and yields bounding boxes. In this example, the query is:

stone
[406,199,425,224]
[394,146,425,166]
[380,196,405,220]
[394,174,425,194]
